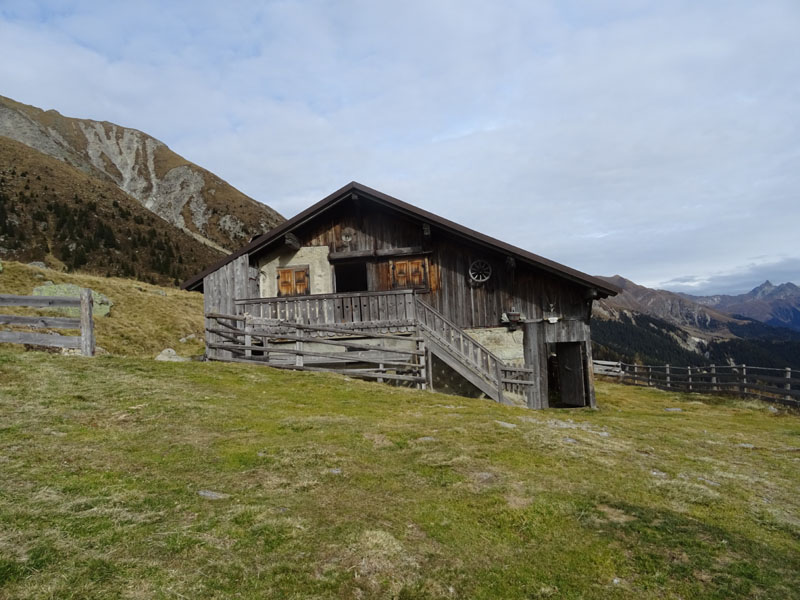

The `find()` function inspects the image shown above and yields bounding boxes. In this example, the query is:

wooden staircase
[414,298,521,405]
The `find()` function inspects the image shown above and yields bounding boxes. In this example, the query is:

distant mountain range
[679,281,800,332]
[592,275,800,369]
[0,95,283,253]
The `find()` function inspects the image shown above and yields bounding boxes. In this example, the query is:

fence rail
[0,291,95,356]
[593,360,799,407]
[206,313,426,386]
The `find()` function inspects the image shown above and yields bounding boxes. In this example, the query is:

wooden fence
[206,313,427,386]
[0,290,95,356]
[593,360,799,407]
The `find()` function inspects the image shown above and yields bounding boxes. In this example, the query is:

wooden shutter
[393,260,409,289]
[294,267,309,295]
[277,269,294,297]
[276,266,310,296]
[391,258,428,289]
[409,258,426,287]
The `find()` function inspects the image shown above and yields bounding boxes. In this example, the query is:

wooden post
[666,364,671,389]
[522,321,548,409]
[244,332,252,359]
[426,349,434,391]
[647,365,652,387]
[687,365,692,392]
[79,288,95,357]
[582,337,597,408]
[295,327,304,367]
[711,364,717,392]
[494,358,504,405]
[418,338,427,390]
[741,364,747,397]
[633,364,638,385]
[785,367,791,403]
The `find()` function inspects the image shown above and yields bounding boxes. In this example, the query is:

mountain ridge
[0,135,224,285]
[0,94,284,252]
[591,275,800,368]
[677,280,800,332]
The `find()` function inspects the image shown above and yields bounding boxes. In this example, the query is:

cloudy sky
[1,1,798,294]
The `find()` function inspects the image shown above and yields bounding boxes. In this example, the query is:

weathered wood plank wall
[281,198,591,331]
[204,254,251,359]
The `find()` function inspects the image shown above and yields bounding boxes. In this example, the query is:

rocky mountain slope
[0,136,223,285]
[591,275,800,368]
[0,95,283,252]
[594,275,738,336]
[680,281,800,332]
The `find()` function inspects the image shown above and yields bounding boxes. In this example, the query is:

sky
[0,0,798,295]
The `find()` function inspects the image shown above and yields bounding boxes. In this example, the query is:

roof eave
[181,181,619,298]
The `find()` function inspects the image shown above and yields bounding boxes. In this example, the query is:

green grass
[1,350,798,599]
[0,261,205,357]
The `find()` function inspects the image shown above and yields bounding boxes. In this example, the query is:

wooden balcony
[234,289,417,334]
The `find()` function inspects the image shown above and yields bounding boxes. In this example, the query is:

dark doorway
[335,262,368,292]
[555,342,587,407]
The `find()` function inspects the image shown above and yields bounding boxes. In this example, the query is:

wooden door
[556,342,587,407]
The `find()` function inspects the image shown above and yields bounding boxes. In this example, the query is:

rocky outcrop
[0,95,283,252]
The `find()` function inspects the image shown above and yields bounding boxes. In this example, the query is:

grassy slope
[1,350,798,599]
[0,261,205,357]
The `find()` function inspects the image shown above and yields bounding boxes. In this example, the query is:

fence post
[418,338,427,391]
[295,326,304,367]
[711,364,717,391]
[687,365,692,392]
[80,288,95,357]
[633,364,638,385]
[666,364,671,389]
[494,359,504,404]
[741,364,747,397]
[786,367,792,403]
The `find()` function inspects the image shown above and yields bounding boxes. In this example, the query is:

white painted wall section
[257,246,333,297]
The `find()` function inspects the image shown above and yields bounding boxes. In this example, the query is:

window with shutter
[276,265,311,296]
[390,257,428,290]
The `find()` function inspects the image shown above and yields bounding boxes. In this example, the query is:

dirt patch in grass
[597,504,637,523]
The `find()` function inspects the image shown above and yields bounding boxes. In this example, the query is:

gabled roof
[181,181,619,297]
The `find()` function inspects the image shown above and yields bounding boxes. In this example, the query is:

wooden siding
[261,197,590,330]
[204,254,257,359]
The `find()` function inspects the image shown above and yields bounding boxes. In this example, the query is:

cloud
[1,0,799,291]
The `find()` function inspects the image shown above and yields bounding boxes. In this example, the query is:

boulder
[155,348,189,362]
[32,283,112,317]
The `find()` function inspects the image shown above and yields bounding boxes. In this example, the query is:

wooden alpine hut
[181,182,618,409]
